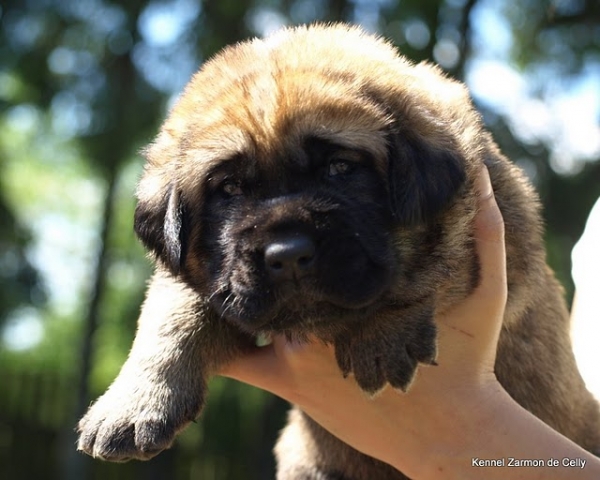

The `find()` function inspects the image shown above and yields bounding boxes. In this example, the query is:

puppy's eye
[327,159,353,177]
[221,180,243,197]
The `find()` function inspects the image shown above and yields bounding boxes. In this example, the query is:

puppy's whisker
[207,285,228,304]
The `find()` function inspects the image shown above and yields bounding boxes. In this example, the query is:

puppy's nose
[264,235,316,281]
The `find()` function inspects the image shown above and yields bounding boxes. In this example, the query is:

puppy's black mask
[134,134,465,335]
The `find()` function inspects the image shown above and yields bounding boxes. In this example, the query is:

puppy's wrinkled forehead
[177,69,391,174]
[152,27,413,180]
[144,23,471,195]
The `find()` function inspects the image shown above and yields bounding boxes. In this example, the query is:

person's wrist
[390,377,509,479]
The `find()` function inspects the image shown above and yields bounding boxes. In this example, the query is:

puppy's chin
[210,276,391,334]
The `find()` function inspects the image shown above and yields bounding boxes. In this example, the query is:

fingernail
[477,165,493,199]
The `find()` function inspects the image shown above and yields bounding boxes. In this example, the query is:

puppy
[77,24,600,478]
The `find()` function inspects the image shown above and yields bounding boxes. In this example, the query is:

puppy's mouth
[210,265,391,334]
[212,288,375,333]
[208,226,396,333]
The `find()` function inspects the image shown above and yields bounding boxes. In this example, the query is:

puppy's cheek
[319,266,392,308]
[212,290,271,328]
[182,232,228,293]
[317,242,394,308]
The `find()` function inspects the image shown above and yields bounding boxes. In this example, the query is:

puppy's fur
[77,24,600,478]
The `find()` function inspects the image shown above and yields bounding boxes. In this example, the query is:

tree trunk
[62,166,119,480]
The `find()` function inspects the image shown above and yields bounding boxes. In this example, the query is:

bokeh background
[1,0,599,479]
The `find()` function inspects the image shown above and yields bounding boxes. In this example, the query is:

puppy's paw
[77,379,204,462]
[334,315,437,395]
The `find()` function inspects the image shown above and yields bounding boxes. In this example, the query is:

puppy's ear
[388,132,466,225]
[134,182,187,275]
[134,132,188,275]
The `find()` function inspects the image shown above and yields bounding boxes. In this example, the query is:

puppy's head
[134,24,481,334]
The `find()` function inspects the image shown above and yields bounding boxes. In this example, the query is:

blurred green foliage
[0,0,598,479]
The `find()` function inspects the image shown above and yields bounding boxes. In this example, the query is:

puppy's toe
[406,320,438,365]
[76,418,100,457]
[384,343,419,392]
[352,352,386,396]
[91,422,138,462]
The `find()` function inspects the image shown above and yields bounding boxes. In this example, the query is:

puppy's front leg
[77,270,243,462]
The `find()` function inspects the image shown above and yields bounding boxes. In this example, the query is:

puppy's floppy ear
[388,132,466,225]
[134,132,188,275]
[134,181,187,275]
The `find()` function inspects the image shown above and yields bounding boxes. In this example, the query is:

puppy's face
[134,25,474,335]
[194,135,396,332]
